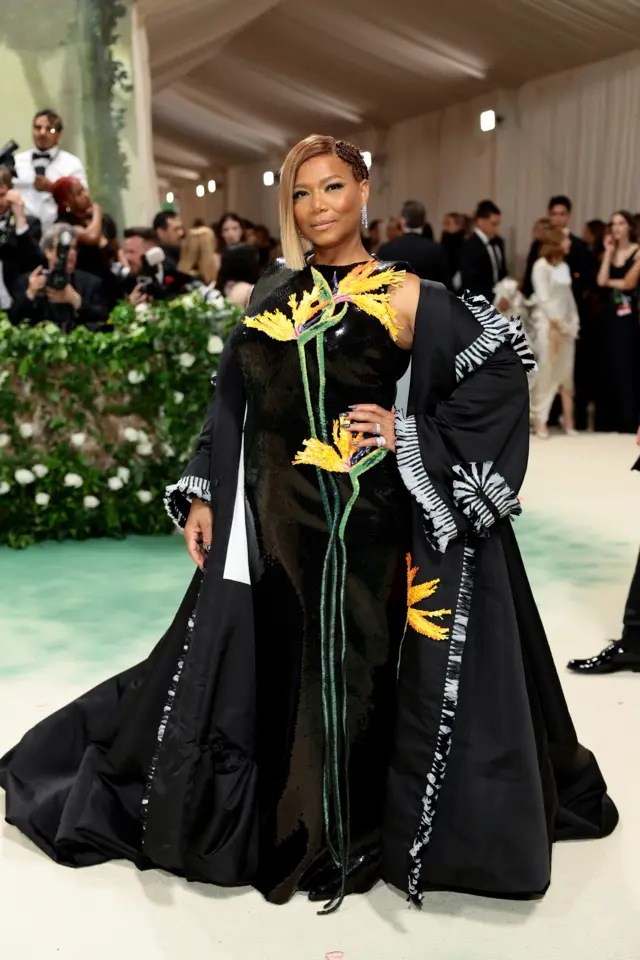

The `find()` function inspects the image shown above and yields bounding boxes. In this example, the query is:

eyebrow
[293,174,344,189]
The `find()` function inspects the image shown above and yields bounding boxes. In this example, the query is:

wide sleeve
[395,287,534,552]
[163,336,241,528]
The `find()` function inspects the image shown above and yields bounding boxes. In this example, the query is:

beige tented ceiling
[140,0,640,180]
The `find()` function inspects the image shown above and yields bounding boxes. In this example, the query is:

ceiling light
[196,184,205,197]
[208,179,216,193]
[480,110,496,132]
[263,171,275,187]
[362,151,372,170]
[166,191,174,204]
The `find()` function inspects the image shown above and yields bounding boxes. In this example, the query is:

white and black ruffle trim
[395,412,458,553]
[163,475,212,529]
[452,461,521,537]
[455,292,537,382]
[407,541,476,905]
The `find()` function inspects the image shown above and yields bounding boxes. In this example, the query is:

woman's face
[610,214,630,243]
[70,179,91,213]
[561,235,571,255]
[293,154,368,251]
[222,217,243,245]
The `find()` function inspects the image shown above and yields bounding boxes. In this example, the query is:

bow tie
[32,152,51,161]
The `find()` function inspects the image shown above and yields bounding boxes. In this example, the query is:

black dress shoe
[567,641,640,674]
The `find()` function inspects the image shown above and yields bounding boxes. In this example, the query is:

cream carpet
[1,432,639,960]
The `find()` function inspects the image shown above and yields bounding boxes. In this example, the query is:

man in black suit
[153,209,184,273]
[377,200,451,287]
[0,165,42,307]
[523,196,597,429]
[10,223,108,332]
[460,200,508,304]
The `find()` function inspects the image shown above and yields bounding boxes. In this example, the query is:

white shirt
[13,146,88,229]
[474,226,501,284]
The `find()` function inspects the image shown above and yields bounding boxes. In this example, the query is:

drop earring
[361,205,368,230]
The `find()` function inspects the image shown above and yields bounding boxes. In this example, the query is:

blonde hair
[539,227,565,264]
[178,225,219,284]
[279,135,370,271]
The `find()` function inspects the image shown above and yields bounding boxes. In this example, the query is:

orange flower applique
[406,553,451,640]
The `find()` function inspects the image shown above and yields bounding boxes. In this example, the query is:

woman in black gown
[595,211,640,433]
[0,136,618,912]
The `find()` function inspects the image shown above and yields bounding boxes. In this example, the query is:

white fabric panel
[223,411,251,585]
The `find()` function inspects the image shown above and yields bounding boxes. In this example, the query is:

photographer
[117,227,188,303]
[0,165,42,307]
[14,109,87,229]
[9,223,108,332]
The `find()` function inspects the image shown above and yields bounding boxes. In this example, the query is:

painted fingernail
[348,404,357,410]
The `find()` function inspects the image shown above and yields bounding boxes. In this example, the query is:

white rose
[0,371,9,387]
[116,466,130,483]
[179,353,196,368]
[137,489,152,504]
[207,335,224,355]
[108,476,124,491]
[0,434,10,448]
[137,429,149,442]
[0,481,10,495]
[123,427,140,443]
[70,432,86,448]
[32,464,49,479]
[83,495,100,509]
[173,391,184,404]
[162,442,175,457]
[15,468,35,485]
[127,370,146,385]
[63,472,83,488]
[136,441,153,457]
[19,423,34,439]
[35,492,50,507]
[135,303,151,318]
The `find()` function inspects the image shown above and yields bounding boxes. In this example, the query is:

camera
[44,228,74,290]
[137,246,165,291]
[0,139,19,177]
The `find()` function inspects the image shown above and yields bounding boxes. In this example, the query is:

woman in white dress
[530,228,580,438]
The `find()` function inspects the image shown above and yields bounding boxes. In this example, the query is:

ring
[375,435,387,448]
[375,422,381,435]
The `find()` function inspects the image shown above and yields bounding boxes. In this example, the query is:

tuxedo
[460,230,507,301]
[377,232,451,287]
[13,147,87,228]
[9,269,109,332]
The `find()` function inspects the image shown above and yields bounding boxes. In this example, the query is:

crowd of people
[1,107,638,436]
[0,108,278,333]
[368,195,640,437]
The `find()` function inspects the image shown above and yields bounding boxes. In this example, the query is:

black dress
[0,261,618,910]
[595,252,640,433]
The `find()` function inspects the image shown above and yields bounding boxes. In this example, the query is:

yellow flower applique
[335,261,406,341]
[243,283,328,341]
[406,553,451,641]
[292,417,388,476]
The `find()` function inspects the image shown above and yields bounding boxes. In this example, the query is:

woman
[178,220,220,285]
[530,227,580,438]
[0,136,617,912]
[214,242,260,307]
[52,176,117,307]
[215,211,245,251]
[583,219,606,263]
[595,211,640,433]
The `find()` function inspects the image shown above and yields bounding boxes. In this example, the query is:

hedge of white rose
[0,291,241,548]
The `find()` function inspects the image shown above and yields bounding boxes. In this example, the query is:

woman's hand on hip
[346,404,396,454]
[184,496,214,568]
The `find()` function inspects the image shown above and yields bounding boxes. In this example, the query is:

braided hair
[279,135,370,270]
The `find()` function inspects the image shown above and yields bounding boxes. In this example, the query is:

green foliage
[0,293,241,548]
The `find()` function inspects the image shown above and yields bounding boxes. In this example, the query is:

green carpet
[0,513,633,681]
